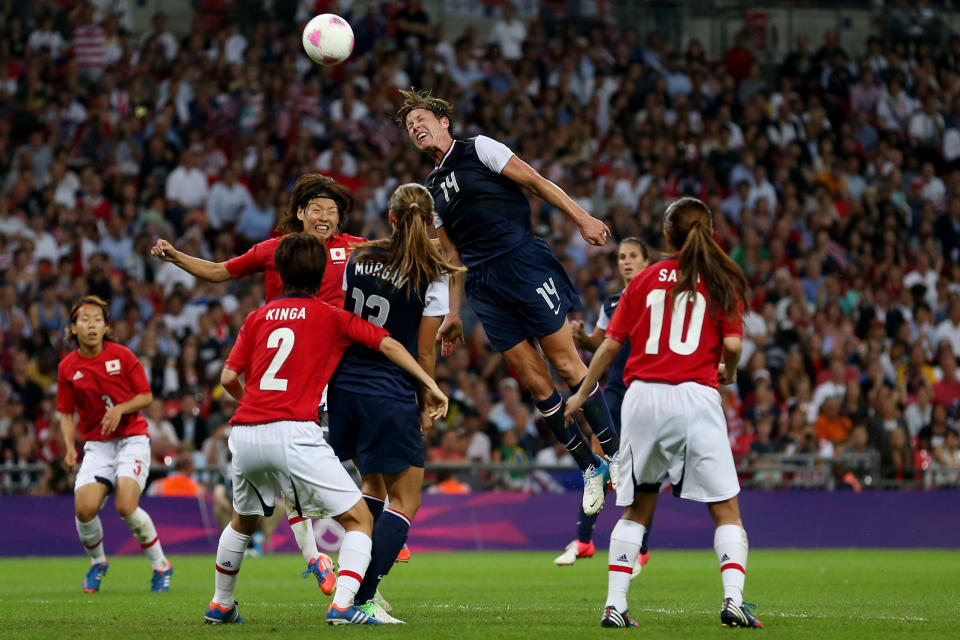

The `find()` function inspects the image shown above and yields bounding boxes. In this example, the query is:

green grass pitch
[1,550,957,639]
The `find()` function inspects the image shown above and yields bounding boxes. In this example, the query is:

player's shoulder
[256,235,283,251]
[58,349,80,371]
[333,233,366,248]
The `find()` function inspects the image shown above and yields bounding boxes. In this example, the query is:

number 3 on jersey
[644,289,706,356]
[439,172,459,202]
[260,327,295,391]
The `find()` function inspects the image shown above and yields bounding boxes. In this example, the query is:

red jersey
[607,258,743,389]
[224,232,365,304]
[225,295,389,425]
[56,341,151,442]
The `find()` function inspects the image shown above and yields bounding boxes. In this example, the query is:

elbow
[221,367,238,388]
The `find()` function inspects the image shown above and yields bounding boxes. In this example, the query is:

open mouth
[315,223,331,233]
[417,132,428,141]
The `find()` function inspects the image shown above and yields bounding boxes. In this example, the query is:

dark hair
[66,295,111,343]
[274,233,327,295]
[277,174,353,234]
[395,88,456,135]
[620,237,650,260]
[351,183,465,294]
[663,197,748,320]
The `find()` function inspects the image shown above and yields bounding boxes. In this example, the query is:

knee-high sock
[363,494,385,523]
[332,530,372,609]
[354,509,410,605]
[576,486,609,543]
[213,525,249,607]
[122,507,167,571]
[76,516,107,564]
[286,501,319,565]
[535,390,596,471]
[715,524,748,606]
[605,519,645,611]
[570,378,619,456]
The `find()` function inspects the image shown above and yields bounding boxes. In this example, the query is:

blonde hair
[352,183,465,294]
[395,88,456,134]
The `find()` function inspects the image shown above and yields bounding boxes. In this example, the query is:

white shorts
[75,435,151,493]
[229,420,361,519]
[617,380,739,505]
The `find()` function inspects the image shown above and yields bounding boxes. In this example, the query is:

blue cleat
[720,599,764,629]
[83,562,109,593]
[151,562,173,592]
[326,603,384,625]
[204,600,244,624]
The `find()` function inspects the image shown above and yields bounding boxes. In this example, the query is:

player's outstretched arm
[221,367,244,402]
[417,315,443,433]
[565,336,622,420]
[378,336,448,420]
[500,156,610,246]
[150,238,232,282]
[570,320,604,352]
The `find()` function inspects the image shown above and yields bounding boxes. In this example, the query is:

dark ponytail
[664,197,747,320]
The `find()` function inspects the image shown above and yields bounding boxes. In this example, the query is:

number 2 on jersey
[260,327,295,391]
[438,172,459,201]
[644,289,706,356]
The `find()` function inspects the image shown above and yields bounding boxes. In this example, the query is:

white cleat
[359,601,405,624]
[607,451,620,492]
[581,459,609,516]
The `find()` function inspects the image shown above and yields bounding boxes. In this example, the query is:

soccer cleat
[204,600,244,624]
[720,599,763,629]
[395,543,411,563]
[582,458,610,516]
[301,553,336,596]
[372,589,393,614]
[326,603,384,625]
[554,539,595,566]
[82,561,109,593]
[632,551,650,578]
[359,601,405,624]
[607,451,621,491]
[601,605,639,628]
[151,561,173,592]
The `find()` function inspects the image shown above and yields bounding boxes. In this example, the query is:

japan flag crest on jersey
[105,359,121,375]
[330,247,346,262]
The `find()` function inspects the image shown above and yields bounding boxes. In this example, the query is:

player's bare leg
[75,482,110,592]
[708,497,762,628]
[115,477,171,591]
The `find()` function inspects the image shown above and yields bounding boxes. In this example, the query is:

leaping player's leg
[75,480,110,593]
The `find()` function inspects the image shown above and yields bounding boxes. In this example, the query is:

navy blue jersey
[597,291,631,397]
[426,135,532,267]
[330,251,448,400]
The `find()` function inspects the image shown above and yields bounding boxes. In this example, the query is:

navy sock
[535,390,596,471]
[569,378,619,456]
[640,529,650,555]
[577,504,599,543]
[354,509,410,605]
[363,494,385,523]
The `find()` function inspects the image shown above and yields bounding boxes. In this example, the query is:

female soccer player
[150,173,360,589]
[567,198,763,629]
[327,183,464,623]
[205,233,447,626]
[555,238,652,570]
[57,295,172,593]
[397,89,619,515]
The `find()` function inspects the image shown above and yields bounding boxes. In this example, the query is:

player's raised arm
[565,336,623,420]
[500,155,610,246]
[377,336,448,420]
[150,238,231,281]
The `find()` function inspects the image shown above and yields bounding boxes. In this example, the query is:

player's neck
[78,342,104,358]
[430,136,454,165]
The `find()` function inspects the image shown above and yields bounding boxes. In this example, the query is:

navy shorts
[327,387,425,475]
[603,385,625,436]
[466,237,583,352]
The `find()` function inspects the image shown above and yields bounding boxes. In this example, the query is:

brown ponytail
[664,197,747,320]
[352,183,465,294]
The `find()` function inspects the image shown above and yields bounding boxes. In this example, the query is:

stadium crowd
[2,0,960,495]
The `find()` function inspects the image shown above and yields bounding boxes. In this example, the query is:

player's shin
[354,509,410,605]
[122,507,168,571]
[714,524,748,607]
[332,530,373,608]
[287,503,319,565]
[76,515,107,564]
[570,378,620,456]
[536,390,597,471]
[213,524,249,607]
[606,519,645,611]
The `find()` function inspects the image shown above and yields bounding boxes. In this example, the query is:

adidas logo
[73,371,84,380]
[720,554,730,562]
[617,554,629,562]
[222,561,232,567]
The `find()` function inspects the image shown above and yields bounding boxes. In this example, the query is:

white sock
[714,524,748,607]
[605,519,645,611]
[287,502,319,565]
[332,530,372,609]
[76,516,107,564]
[122,507,168,571]
[213,525,250,607]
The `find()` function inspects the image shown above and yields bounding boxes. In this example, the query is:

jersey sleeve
[224,240,265,279]
[336,307,389,350]
[596,304,611,332]
[605,282,638,344]
[56,362,75,415]
[433,212,443,229]
[719,300,745,339]
[224,324,249,374]
[122,348,151,395]
[474,135,515,174]
[423,274,450,317]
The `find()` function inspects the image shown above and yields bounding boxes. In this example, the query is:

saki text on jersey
[606,258,743,389]
[224,233,364,304]
[225,294,388,424]
[56,341,151,442]
[426,135,531,267]
[332,252,444,400]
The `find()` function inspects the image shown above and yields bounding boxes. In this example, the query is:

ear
[296,206,304,221]
[440,116,450,132]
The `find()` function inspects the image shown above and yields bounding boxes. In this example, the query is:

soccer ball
[302,14,354,66]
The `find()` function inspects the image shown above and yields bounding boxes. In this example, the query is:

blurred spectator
[149,443,202,497]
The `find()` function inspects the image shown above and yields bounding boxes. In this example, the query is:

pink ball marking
[308,29,321,48]
[323,55,340,64]
[330,16,343,25]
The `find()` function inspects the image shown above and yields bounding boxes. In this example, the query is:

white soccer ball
[302,13,354,66]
